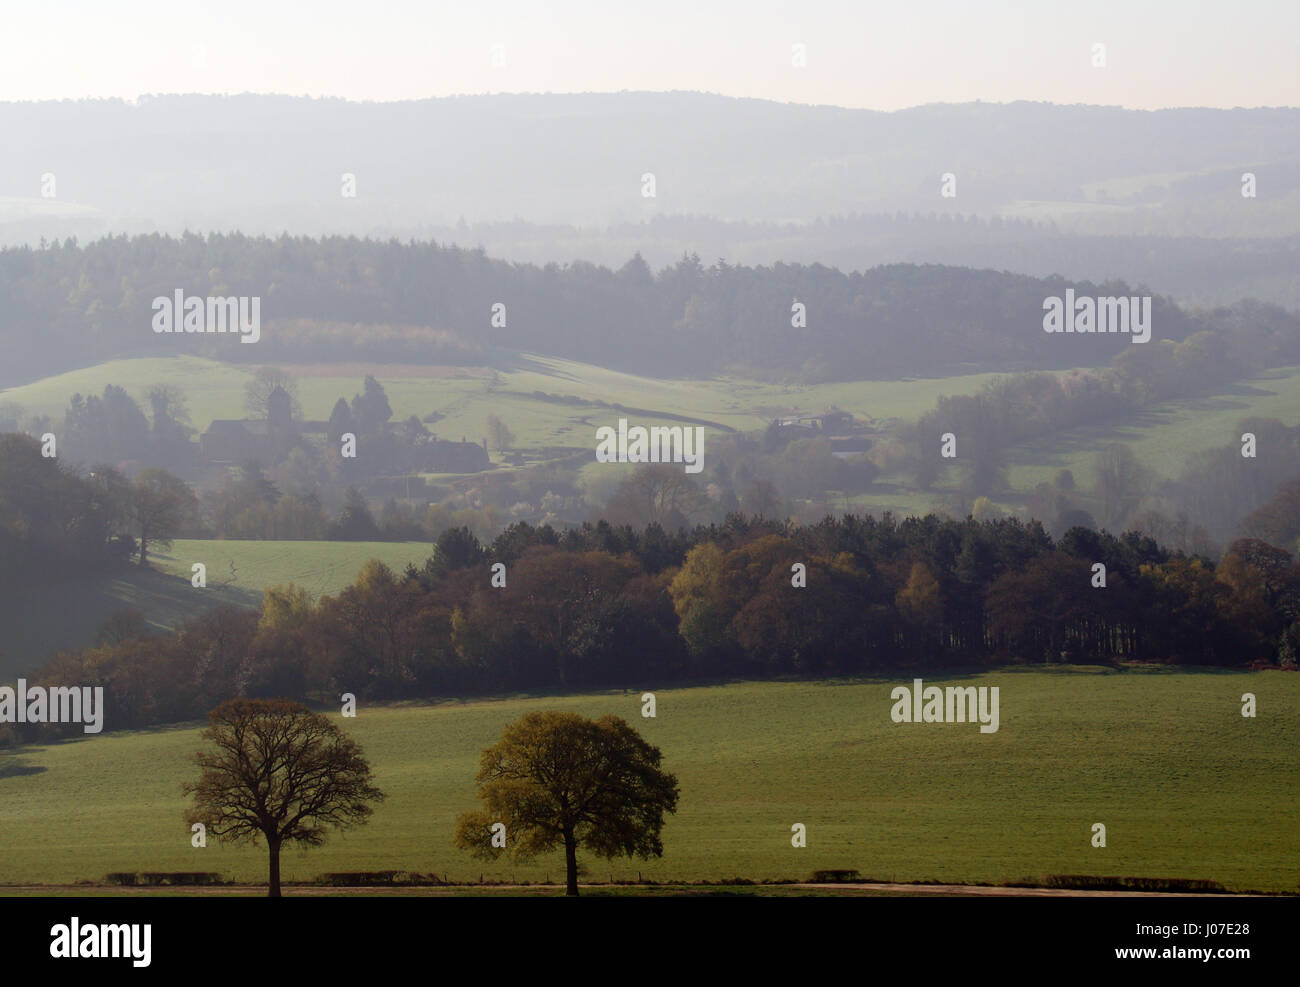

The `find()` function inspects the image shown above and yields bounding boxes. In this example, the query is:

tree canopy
[455,710,679,896]
[183,698,385,897]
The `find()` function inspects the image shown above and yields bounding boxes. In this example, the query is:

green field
[7,355,1299,496]
[1,669,1295,892]
[0,540,431,678]
[150,539,431,601]
[0,354,1040,454]
[871,366,1300,519]
[1003,369,1300,494]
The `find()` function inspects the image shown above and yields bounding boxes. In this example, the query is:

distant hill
[1,93,1298,238]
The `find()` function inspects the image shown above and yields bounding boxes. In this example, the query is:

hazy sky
[3,0,1296,109]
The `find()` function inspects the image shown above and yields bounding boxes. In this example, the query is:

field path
[796,883,1269,897]
[0,883,1277,897]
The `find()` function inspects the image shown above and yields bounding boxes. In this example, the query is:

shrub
[809,869,863,883]
[1042,874,1226,893]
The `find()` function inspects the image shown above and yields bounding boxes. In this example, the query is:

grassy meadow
[0,354,1041,454]
[0,669,1295,892]
[1003,368,1300,494]
[8,353,1297,516]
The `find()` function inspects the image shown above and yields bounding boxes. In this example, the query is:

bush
[809,869,863,883]
[1042,874,1226,893]
[105,872,225,886]
[316,870,422,886]
[138,872,225,886]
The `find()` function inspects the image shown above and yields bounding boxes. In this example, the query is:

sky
[1,0,1297,109]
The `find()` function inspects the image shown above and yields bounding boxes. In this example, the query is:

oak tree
[183,698,384,897]
[455,710,678,896]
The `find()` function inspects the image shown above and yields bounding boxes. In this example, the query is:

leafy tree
[895,560,944,657]
[244,367,301,420]
[603,464,709,529]
[1094,443,1152,531]
[64,385,152,465]
[427,525,486,580]
[327,397,357,446]
[145,383,195,460]
[1223,538,1295,608]
[1239,477,1300,552]
[454,710,678,896]
[504,547,641,687]
[131,468,196,566]
[86,463,134,545]
[316,560,433,697]
[668,541,733,660]
[183,698,384,897]
[331,487,379,540]
[95,608,150,646]
[485,414,514,452]
[350,375,392,434]
[248,583,319,695]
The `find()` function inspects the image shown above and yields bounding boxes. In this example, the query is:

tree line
[11,512,1297,743]
[6,233,1296,387]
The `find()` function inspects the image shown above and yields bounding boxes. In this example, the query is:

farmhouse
[200,386,308,465]
[768,407,877,457]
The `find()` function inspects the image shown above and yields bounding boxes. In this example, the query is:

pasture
[0,669,1294,893]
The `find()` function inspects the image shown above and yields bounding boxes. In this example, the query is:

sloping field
[0,354,1037,453]
[0,540,430,678]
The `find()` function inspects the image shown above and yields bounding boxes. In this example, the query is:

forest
[7,508,1298,743]
[8,233,1298,386]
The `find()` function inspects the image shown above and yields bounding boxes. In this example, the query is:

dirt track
[798,882,1268,897]
[0,882,1276,897]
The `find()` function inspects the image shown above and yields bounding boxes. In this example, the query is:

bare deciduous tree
[183,698,385,897]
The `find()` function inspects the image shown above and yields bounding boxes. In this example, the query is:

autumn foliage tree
[183,699,385,897]
[454,710,679,896]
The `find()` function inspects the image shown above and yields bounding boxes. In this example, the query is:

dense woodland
[7,233,1299,386]
[7,507,1299,741]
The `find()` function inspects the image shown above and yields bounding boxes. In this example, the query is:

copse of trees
[0,433,135,581]
[16,513,1298,741]
[899,324,1299,505]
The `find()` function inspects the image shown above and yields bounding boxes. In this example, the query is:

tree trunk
[138,530,148,567]
[564,828,579,897]
[268,837,282,898]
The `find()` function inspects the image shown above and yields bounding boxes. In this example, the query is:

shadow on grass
[0,748,47,778]
[0,563,260,679]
